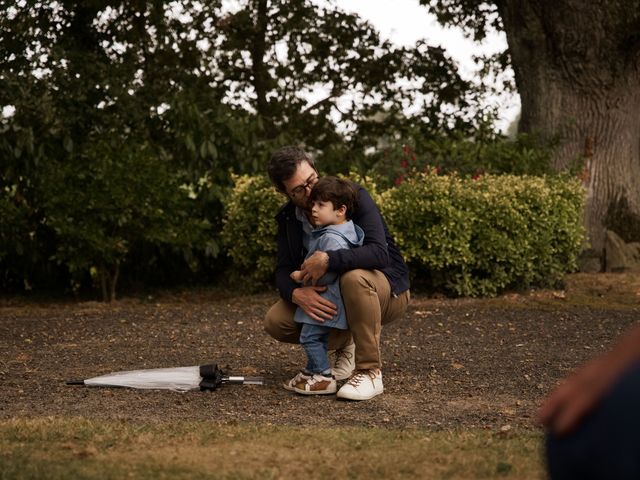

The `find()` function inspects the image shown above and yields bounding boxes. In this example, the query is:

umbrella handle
[66,379,86,385]
[224,376,264,385]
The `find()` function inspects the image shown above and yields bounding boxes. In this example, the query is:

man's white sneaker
[336,369,383,401]
[331,342,355,381]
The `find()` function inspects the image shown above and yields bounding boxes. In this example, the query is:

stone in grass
[496,461,513,475]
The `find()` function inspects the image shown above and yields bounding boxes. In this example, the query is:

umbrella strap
[199,379,220,390]
[199,364,220,378]
[199,363,223,391]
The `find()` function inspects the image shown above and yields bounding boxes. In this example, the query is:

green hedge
[380,172,585,296]
[221,175,283,286]
[223,172,586,296]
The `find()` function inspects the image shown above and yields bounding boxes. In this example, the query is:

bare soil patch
[2,274,639,430]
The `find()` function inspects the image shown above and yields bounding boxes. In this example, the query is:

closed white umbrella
[67,363,263,392]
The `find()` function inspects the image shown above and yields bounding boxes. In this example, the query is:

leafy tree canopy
[0,0,501,296]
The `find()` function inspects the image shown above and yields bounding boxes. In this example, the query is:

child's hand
[290,270,304,283]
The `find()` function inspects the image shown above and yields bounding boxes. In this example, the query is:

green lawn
[1,418,544,479]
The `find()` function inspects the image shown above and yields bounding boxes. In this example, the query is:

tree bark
[497,0,640,253]
[109,262,120,303]
[249,0,275,137]
[99,262,120,302]
[99,265,109,303]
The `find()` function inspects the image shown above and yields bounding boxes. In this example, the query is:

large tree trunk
[497,0,640,255]
[249,0,276,138]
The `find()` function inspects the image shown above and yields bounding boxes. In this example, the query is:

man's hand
[291,285,337,322]
[538,324,640,436]
[300,251,329,285]
[290,270,304,283]
[537,358,613,436]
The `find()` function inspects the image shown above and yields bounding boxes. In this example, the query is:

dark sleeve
[274,217,299,303]
[326,186,389,273]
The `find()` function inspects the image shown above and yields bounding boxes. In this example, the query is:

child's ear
[337,204,347,217]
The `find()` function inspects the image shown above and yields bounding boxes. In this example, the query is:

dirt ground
[2,274,639,430]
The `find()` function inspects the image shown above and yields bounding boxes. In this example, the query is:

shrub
[221,175,283,288]
[0,186,38,289]
[368,133,557,189]
[0,186,29,260]
[380,172,586,296]
[221,172,384,289]
[221,172,585,297]
[39,144,211,301]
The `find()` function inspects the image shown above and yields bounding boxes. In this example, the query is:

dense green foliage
[41,144,211,301]
[367,132,557,189]
[1,0,577,299]
[0,1,230,298]
[424,0,640,255]
[221,175,282,287]
[223,173,586,296]
[0,0,498,298]
[381,172,585,296]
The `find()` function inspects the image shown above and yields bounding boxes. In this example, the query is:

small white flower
[156,103,170,115]
[2,105,16,118]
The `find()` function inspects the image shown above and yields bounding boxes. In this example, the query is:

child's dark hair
[309,177,358,219]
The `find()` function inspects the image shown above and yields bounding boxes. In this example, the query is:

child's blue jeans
[299,323,333,374]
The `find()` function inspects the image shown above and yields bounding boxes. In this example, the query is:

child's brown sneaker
[283,371,312,392]
[293,373,337,395]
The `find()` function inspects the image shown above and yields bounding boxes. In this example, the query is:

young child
[284,176,364,395]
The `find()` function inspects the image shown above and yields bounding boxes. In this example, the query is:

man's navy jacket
[274,183,410,303]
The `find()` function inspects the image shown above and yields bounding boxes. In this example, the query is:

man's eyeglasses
[289,173,318,198]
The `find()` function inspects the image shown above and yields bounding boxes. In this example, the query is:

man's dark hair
[268,145,315,192]
[309,176,358,219]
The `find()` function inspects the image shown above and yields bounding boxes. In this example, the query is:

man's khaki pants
[264,269,410,370]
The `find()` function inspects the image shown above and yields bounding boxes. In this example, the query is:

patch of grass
[0,417,544,479]
[478,273,640,311]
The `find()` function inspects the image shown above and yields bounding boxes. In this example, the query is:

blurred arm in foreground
[539,323,640,479]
